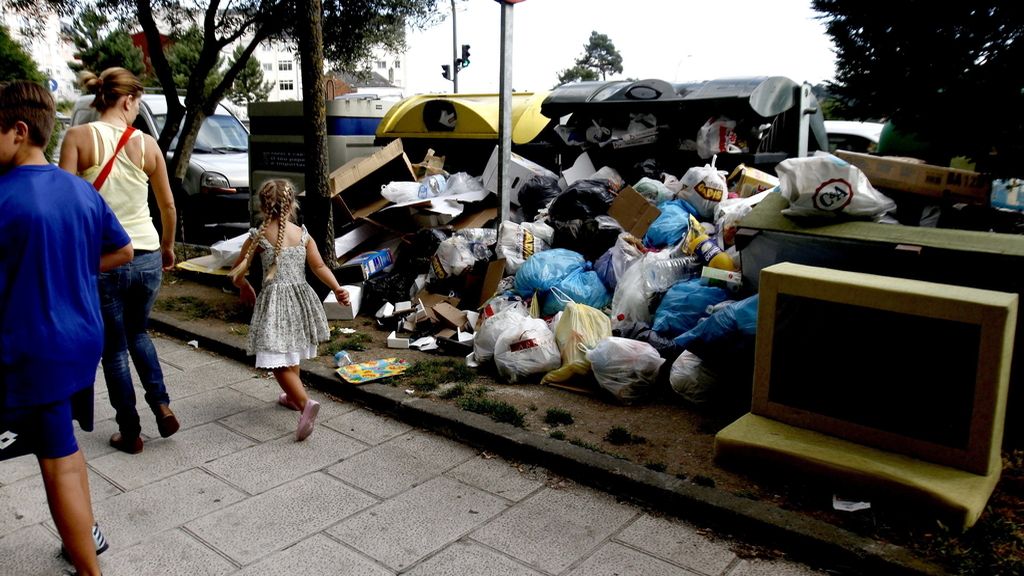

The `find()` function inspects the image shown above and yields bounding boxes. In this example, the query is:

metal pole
[497,1,513,224]
[451,0,458,93]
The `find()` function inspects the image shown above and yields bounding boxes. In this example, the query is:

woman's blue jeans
[98,250,169,438]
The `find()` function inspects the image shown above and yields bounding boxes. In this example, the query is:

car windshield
[154,113,249,153]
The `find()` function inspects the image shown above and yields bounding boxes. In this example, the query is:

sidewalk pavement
[0,320,941,576]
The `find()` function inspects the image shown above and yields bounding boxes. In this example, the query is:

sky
[401,0,837,95]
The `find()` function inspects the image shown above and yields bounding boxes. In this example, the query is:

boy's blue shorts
[0,387,93,461]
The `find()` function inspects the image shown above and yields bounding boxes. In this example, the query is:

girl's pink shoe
[296,399,320,441]
[278,393,301,411]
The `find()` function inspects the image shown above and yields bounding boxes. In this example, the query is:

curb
[150,312,947,576]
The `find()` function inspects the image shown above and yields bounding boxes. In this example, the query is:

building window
[376,60,386,69]
[394,60,401,69]
[262,63,272,72]
[278,60,293,71]
[279,80,294,91]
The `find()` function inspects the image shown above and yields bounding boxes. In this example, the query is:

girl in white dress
[229,179,350,440]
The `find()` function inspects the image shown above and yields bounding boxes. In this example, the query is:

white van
[70,93,250,244]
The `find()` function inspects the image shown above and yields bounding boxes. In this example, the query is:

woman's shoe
[278,393,302,411]
[60,522,108,561]
[296,400,320,441]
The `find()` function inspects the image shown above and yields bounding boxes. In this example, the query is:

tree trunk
[298,0,334,271]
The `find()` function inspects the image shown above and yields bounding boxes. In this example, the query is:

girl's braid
[227,218,268,283]
[263,181,294,283]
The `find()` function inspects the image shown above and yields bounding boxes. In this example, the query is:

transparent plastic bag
[474,302,529,364]
[586,337,665,404]
[669,350,719,405]
[542,302,612,387]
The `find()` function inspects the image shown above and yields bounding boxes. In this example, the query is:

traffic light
[441,64,451,80]
[460,44,471,68]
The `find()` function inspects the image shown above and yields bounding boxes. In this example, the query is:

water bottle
[417,174,447,199]
[334,350,354,367]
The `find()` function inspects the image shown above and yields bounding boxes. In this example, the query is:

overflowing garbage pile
[312,140,774,411]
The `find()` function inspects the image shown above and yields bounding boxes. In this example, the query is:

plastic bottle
[417,174,447,199]
[334,350,354,367]
[684,214,735,271]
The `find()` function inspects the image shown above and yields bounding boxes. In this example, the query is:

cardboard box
[481,146,556,205]
[608,186,661,237]
[329,139,417,220]
[559,151,596,189]
[835,150,990,202]
[335,248,393,284]
[323,285,363,320]
[432,302,468,330]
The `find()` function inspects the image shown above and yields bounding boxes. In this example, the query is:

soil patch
[156,268,1023,575]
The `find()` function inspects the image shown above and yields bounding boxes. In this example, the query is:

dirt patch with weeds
[157,267,1023,575]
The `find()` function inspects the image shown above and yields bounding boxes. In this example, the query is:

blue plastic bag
[542,269,611,316]
[514,249,586,297]
[651,279,730,336]
[594,247,617,291]
[643,199,699,248]
[674,294,758,349]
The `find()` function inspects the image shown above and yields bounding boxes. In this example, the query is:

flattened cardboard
[608,186,661,237]
[329,139,416,220]
[835,150,990,202]
[476,258,507,309]
[432,302,468,330]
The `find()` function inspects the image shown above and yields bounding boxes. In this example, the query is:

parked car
[824,120,884,154]
[70,93,250,245]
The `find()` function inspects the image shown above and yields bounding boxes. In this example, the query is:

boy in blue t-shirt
[0,81,133,576]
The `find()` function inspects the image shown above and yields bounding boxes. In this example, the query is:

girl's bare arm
[306,237,350,305]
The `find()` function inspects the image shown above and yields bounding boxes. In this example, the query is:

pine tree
[63,8,145,77]
[556,31,623,85]
[226,45,271,107]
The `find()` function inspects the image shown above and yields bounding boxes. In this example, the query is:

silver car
[70,93,250,245]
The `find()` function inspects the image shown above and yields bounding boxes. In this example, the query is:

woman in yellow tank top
[59,67,180,462]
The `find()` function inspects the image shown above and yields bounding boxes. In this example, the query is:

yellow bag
[541,302,611,389]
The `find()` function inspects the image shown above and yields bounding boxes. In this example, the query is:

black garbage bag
[547,179,615,222]
[362,271,416,314]
[518,175,562,222]
[550,216,623,263]
[631,158,664,183]
[395,228,451,274]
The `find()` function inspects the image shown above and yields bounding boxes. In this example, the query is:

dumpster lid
[375,92,553,144]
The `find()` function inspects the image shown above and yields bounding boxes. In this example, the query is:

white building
[2,10,79,103]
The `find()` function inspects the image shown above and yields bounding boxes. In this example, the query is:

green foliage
[812,0,1024,174]
[0,24,44,83]
[543,407,574,427]
[166,27,224,100]
[556,30,622,85]
[457,395,525,428]
[549,430,566,440]
[402,359,475,393]
[226,44,271,108]
[645,462,667,473]
[604,426,646,446]
[64,9,144,77]
[323,331,371,354]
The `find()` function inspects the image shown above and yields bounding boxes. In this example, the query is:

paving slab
[322,407,413,446]
[0,523,67,576]
[165,360,262,399]
[100,528,237,576]
[470,484,638,574]
[445,454,545,502]
[165,387,265,432]
[565,541,703,576]
[218,396,355,443]
[616,513,737,574]
[204,425,367,494]
[159,346,225,371]
[0,453,39,486]
[75,417,128,461]
[186,472,377,566]
[328,476,509,571]
[403,540,545,576]
[727,558,828,576]
[88,422,254,490]
[234,534,394,576]
[325,430,477,498]
[85,468,247,550]
[0,468,119,539]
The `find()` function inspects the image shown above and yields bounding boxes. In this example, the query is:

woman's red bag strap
[92,126,136,191]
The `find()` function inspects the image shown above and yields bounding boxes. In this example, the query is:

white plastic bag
[474,302,529,364]
[696,116,740,159]
[669,351,719,405]
[586,337,665,403]
[497,221,550,274]
[381,181,422,204]
[494,318,561,383]
[678,158,729,220]
[776,152,896,220]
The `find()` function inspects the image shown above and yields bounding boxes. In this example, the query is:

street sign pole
[451,0,459,93]
[496,1,515,224]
